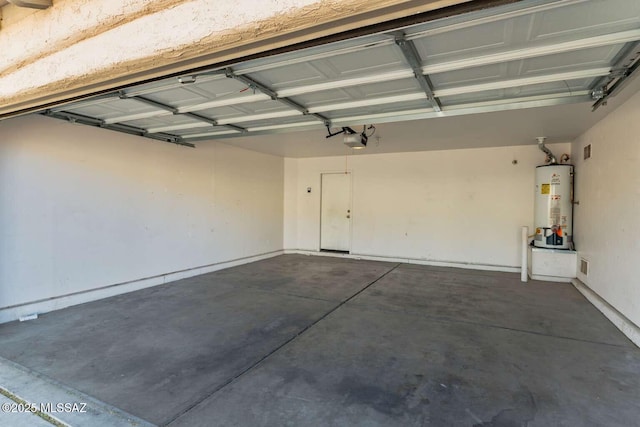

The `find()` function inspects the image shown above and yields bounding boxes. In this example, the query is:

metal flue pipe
[536,136,557,164]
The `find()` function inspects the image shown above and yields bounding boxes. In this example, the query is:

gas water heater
[533,139,574,249]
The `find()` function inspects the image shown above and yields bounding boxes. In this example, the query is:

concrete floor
[0,254,639,426]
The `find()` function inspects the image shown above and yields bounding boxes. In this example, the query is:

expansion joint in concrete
[163,263,401,426]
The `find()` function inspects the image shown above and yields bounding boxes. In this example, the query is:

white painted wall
[0,115,283,315]
[283,158,299,249]
[571,89,640,329]
[284,143,571,270]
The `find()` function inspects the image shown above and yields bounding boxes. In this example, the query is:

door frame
[319,171,353,253]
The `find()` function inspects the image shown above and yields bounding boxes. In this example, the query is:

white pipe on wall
[521,226,529,283]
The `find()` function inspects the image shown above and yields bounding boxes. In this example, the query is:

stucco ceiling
[40,0,640,154]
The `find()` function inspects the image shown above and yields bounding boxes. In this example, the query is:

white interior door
[320,173,351,252]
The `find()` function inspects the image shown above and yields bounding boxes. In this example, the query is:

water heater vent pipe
[536,137,557,164]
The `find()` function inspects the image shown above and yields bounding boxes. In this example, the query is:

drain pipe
[536,136,557,164]
[521,226,528,283]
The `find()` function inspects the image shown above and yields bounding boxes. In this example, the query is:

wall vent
[580,258,589,276]
[584,144,592,160]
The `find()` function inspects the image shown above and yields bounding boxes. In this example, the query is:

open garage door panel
[42,0,640,147]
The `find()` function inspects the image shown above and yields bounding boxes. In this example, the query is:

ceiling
[217,78,640,157]
[42,0,640,153]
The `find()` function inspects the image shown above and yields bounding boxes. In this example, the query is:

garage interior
[1,0,640,426]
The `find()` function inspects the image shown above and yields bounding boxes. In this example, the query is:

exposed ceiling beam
[179,130,242,139]
[102,110,172,125]
[231,0,587,76]
[50,93,122,113]
[247,121,322,133]
[217,110,302,125]
[433,67,611,97]
[49,24,633,119]
[122,73,226,98]
[181,91,591,142]
[34,0,634,147]
[127,95,178,113]
[304,92,592,128]
[210,29,640,96]
[97,68,610,129]
[422,29,640,75]
[121,94,246,133]
[393,32,442,112]
[307,93,427,114]
[407,0,587,39]
[332,92,591,126]
[592,42,640,111]
[224,69,331,126]
[233,38,395,76]
[181,122,319,140]
[249,67,611,101]
[146,122,213,134]
[277,70,414,97]
[178,93,271,113]
[213,29,640,101]
[42,110,194,147]
[4,0,501,119]
[55,27,638,121]
[147,110,305,133]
